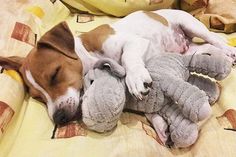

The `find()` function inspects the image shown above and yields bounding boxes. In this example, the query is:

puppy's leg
[186,43,226,55]
[121,36,153,100]
[175,11,236,61]
[102,31,153,99]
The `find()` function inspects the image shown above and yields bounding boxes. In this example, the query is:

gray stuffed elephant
[81,53,231,148]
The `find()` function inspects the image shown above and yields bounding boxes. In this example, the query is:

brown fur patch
[80,24,115,52]
[143,11,169,26]
[20,47,83,103]
[0,21,83,105]
[37,22,77,59]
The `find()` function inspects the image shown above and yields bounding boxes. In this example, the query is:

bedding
[178,0,236,33]
[0,0,236,157]
[61,0,174,17]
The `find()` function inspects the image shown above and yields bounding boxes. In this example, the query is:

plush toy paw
[184,93,211,122]
[125,66,152,100]
[197,101,212,121]
[221,45,236,65]
[152,101,200,148]
[146,113,169,144]
[170,121,198,148]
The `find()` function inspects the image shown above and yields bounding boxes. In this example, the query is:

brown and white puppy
[0,22,83,125]
[0,9,236,126]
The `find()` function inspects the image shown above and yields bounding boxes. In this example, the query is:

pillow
[0,69,25,140]
[62,0,174,17]
[178,0,236,33]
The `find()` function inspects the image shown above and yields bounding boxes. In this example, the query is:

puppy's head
[0,22,83,125]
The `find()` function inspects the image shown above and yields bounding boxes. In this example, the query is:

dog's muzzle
[53,108,72,125]
[52,88,84,125]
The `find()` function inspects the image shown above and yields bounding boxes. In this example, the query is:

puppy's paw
[125,66,152,100]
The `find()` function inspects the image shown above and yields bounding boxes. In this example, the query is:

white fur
[101,33,152,99]
[26,70,55,119]
[53,87,80,116]
[74,37,99,75]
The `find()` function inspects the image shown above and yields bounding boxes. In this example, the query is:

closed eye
[50,66,61,85]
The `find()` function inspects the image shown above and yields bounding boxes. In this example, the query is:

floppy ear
[37,22,77,59]
[0,56,25,71]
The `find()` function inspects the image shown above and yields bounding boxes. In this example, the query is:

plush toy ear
[37,22,77,60]
[0,56,25,71]
[94,58,126,78]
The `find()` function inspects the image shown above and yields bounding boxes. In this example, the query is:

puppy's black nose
[53,109,70,125]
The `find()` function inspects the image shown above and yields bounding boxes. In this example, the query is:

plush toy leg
[188,74,220,105]
[176,11,236,61]
[158,101,198,148]
[146,113,169,145]
[160,76,211,122]
[184,53,232,80]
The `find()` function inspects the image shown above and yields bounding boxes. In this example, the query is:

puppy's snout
[53,109,71,125]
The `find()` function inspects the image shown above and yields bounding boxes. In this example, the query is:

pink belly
[163,27,190,54]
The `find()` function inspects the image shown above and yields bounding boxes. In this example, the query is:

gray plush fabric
[81,53,231,147]
[158,101,198,148]
[126,53,231,122]
[82,71,126,132]
[82,59,126,132]
[188,74,220,105]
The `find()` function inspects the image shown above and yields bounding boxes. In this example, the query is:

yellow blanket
[0,1,236,157]
[178,0,236,33]
[61,0,174,17]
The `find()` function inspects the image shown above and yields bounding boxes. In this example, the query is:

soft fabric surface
[0,0,236,157]
[61,0,174,17]
[0,70,25,140]
[179,0,236,33]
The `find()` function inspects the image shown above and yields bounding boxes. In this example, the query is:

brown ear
[37,22,77,59]
[0,56,25,71]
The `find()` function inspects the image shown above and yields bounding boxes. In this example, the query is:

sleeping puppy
[0,9,236,125]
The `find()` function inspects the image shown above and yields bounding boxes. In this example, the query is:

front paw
[125,67,152,100]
